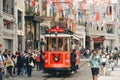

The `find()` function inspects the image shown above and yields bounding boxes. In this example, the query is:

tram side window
[58,38,63,51]
[64,38,68,51]
[46,37,49,51]
[52,38,56,51]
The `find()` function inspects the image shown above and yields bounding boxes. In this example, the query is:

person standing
[40,51,44,71]
[16,52,21,75]
[89,50,101,80]
[26,53,34,77]
[70,49,77,73]
[35,52,40,71]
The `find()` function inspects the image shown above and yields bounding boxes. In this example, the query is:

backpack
[6,55,12,64]
[35,55,40,62]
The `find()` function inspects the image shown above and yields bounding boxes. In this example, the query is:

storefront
[93,37,106,49]
[105,34,116,52]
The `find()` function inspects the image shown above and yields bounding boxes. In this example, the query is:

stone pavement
[98,60,120,80]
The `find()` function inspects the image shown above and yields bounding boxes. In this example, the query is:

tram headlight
[54,56,60,62]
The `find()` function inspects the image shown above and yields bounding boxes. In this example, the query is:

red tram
[44,25,80,74]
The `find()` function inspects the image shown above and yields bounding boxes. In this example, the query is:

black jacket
[70,52,76,62]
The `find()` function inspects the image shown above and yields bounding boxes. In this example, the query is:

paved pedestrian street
[99,60,120,80]
[3,59,120,80]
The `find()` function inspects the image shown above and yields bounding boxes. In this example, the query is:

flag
[104,0,110,4]
[52,5,56,14]
[93,0,99,5]
[79,11,83,19]
[52,0,63,13]
[72,9,75,14]
[66,9,70,14]
[95,12,100,21]
[80,1,86,10]
[31,0,35,7]
[46,0,52,8]
[65,9,70,17]
[93,12,96,15]
[64,0,73,7]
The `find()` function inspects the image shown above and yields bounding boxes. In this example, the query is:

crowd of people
[0,47,120,80]
[88,48,120,80]
[0,49,44,80]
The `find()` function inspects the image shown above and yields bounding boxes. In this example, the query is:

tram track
[43,60,88,80]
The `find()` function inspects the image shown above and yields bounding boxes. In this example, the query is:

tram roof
[45,25,73,35]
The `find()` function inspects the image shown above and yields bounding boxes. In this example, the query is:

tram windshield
[45,37,69,51]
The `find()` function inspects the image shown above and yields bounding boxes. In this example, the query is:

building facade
[0,0,25,53]
[86,0,119,52]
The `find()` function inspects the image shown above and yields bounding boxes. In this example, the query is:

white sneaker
[71,71,74,74]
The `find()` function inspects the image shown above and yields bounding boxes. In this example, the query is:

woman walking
[101,54,107,76]
[26,53,34,77]
[5,51,14,79]
[89,50,101,80]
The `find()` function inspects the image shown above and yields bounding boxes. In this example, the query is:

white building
[85,0,119,51]
[0,0,25,53]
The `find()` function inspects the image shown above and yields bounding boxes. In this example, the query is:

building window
[97,25,99,30]
[106,24,113,33]
[3,0,14,15]
[4,39,13,51]
[3,19,14,30]
[107,6,112,15]
[101,27,103,31]
[18,10,23,30]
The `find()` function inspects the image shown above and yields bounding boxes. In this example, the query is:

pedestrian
[5,51,14,79]
[26,53,34,77]
[101,54,107,76]
[35,52,40,71]
[16,52,22,75]
[40,50,44,71]
[89,50,101,80]
[70,49,77,74]
[0,50,5,80]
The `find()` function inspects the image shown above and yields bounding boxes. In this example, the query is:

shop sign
[106,34,115,39]
[3,31,14,37]
[93,37,106,41]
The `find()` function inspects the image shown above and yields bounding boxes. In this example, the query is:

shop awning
[93,37,106,41]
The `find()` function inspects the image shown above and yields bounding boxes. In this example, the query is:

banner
[95,12,100,21]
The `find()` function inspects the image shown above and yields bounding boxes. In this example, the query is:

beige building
[0,0,25,53]
[86,0,119,52]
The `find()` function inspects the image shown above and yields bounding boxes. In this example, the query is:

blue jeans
[21,65,27,74]
[0,68,2,80]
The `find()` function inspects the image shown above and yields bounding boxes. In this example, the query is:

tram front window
[58,38,63,51]
[46,37,69,51]
[52,38,56,51]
